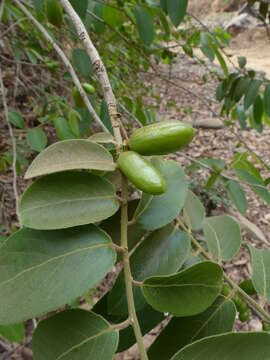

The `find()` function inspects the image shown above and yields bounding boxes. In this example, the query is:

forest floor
[0,3,269,360]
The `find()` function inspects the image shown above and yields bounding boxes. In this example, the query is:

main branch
[121,176,149,360]
[59,0,122,149]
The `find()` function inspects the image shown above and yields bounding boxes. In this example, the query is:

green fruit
[233,295,247,313]
[83,83,95,95]
[221,284,231,297]
[72,87,85,108]
[129,121,195,156]
[118,151,166,195]
[45,0,63,28]
[239,279,256,296]
[239,310,250,323]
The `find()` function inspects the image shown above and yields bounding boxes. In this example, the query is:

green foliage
[1,1,270,359]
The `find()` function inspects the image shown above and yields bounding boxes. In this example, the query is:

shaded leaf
[8,111,24,129]
[264,84,270,117]
[171,332,270,360]
[183,190,206,231]
[19,172,119,230]
[244,79,261,110]
[25,140,116,179]
[72,48,92,78]
[142,261,223,316]
[167,0,188,27]
[32,310,118,360]
[136,159,187,231]
[0,225,116,324]
[54,117,76,140]
[227,180,248,215]
[203,215,242,262]
[134,5,154,46]
[70,0,88,19]
[148,296,236,360]
[27,128,47,152]
[248,245,270,303]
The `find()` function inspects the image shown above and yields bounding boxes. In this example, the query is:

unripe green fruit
[45,0,63,28]
[129,121,195,156]
[239,279,256,296]
[118,151,166,195]
[221,284,231,297]
[233,295,247,313]
[83,83,95,95]
[72,87,85,108]
[239,310,250,323]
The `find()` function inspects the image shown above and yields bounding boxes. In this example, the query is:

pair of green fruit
[222,283,252,323]
[118,121,194,195]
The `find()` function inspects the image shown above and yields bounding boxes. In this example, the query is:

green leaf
[237,105,247,129]
[27,128,47,152]
[201,45,215,62]
[0,225,116,324]
[54,117,76,140]
[171,332,270,360]
[8,111,24,129]
[136,159,187,231]
[167,0,188,27]
[100,100,113,134]
[227,180,248,215]
[25,140,116,179]
[234,78,250,102]
[142,261,223,316]
[134,5,154,46]
[148,296,236,360]
[203,215,242,262]
[32,310,118,360]
[248,245,270,303]
[244,79,262,110]
[108,224,190,316]
[19,172,119,230]
[91,2,105,34]
[0,323,25,343]
[253,94,264,124]
[68,109,81,137]
[69,0,88,19]
[264,85,270,117]
[88,132,115,144]
[72,48,92,78]
[103,5,124,27]
[213,47,228,77]
[183,190,206,231]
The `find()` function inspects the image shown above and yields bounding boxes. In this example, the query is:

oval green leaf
[25,140,116,179]
[27,128,47,152]
[32,310,118,360]
[203,215,242,262]
[108,224,190,316]
[248,245,270,303]
[148,296,236,360]
[183,190,206,231]
[134,5,154,46]
[19,172,119,230]
[136,159,187,231]
[171,332,270,360]
[0,225,116,324]
[142,261,223,316]
[167,0,188,27]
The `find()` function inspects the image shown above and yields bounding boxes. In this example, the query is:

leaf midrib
[0,243,112,289]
